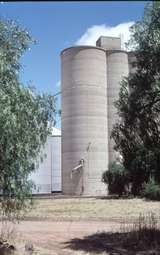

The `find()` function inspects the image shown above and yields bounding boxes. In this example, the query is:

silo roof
[51,127,61,136]
[61,45,106,55]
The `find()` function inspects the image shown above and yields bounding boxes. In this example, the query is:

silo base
[62,180,108,196]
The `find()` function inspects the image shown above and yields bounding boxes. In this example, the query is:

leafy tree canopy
[111,3,160,195]
[0,19,56,219]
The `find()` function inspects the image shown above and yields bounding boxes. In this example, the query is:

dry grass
[64,212,160,255]
[2,197,160,255]
[25,196,160,222]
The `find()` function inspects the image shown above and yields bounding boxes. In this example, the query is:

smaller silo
[96,37,129,164]
[107,50,129,163]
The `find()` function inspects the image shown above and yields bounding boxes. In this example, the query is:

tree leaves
[0,19,56,220]
[111,3,160,195]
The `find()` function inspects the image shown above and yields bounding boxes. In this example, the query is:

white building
[30,127,61,194]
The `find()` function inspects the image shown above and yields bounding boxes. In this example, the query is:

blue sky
[0,1,146,127]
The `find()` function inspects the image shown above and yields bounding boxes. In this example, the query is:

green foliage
[102,162,130,196]
[0,19,56,220]
[111,3,160,197]
[142,180,160,201]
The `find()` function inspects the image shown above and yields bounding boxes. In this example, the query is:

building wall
[51,136,61,192]
[30,135,61,194]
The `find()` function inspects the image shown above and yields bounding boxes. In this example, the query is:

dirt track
[17,220,120,254]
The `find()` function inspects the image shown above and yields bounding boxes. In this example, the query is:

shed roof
[51,127,61,136]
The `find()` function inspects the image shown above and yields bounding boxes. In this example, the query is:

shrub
[142,180,160,201]
[102,161,130,196]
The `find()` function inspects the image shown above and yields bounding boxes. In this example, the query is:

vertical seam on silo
[105,50,108,171]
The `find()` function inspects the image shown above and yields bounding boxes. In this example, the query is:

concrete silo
[106,50,129,163]
[96,37,129,164]
[61,36,130,196]
[61,46,108,195]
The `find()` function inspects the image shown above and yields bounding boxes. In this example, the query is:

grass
[25,196,160,222]
[64,212,160,255]
[2,197,160,255]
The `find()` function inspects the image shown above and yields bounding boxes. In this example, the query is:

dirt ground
[16,220,120,255]
[2,197,160,255]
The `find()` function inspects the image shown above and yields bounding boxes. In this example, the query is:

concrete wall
[107,50,129,163]
[96,36,121,50]
[61,46,108,195]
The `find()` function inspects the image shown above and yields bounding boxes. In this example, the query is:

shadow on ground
[63,230,160,255]
[97,195,134,200]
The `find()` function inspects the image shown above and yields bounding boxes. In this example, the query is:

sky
[0,1,146,127]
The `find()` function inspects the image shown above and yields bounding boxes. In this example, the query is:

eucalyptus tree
[111,3,160,195]
[0,19,56,219]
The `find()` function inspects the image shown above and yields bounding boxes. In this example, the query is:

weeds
[120,212,160,251]
[65,212,160,254]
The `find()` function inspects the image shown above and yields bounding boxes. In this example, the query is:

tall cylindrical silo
[107,50,129,163]
[61,46,108,196]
